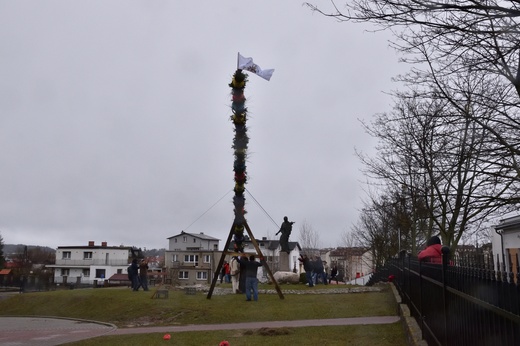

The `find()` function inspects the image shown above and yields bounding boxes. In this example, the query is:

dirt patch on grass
[242,327,292,336]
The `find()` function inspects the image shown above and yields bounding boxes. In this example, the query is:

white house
[47,241,136,286]
[326,247,375,283]
[228,236,302,281]
[493,215,520,273]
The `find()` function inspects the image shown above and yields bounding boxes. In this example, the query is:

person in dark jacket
[298,254,314,287]
[129,259,140,291]
[238,255,263,301]
[313,256,325,284]
[137,260,149,291]
[329,265,339,284]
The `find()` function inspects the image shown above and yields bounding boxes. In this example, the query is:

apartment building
[164,231,220,286]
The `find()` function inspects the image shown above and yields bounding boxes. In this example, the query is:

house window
[95,269,106,279]
[184,255,199,263]
[183,236,187,243]
[62,251,71,259]
[82,269,90,277]
[172,254,178,262]
[196,272,208,280]
[213,244,218,250]
[178,271,189,279]
[61,269,70,276]
[174,238,177,243]
[193,238,196,243]
[83,252,93,260]
[203,255,211,263]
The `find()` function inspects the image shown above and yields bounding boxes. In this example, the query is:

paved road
[0,317,116,346]
[0,315,400,345]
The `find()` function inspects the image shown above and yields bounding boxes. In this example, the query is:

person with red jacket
[418,236,443,263]
[224,261,231,283]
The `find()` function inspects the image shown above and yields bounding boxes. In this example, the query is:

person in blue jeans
[298,254,314,287]
[313,256,325,284]
[238,255,263,301]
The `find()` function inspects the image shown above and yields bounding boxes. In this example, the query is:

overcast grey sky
[0,1,405,250]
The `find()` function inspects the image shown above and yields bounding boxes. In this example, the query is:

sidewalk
[0,315,400,345]
[111,315,400,335]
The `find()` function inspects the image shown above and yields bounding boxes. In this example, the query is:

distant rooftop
[167,231,220,241]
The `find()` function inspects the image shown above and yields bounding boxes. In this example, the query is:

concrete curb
[110,316,400,335]
[390,283,428,346]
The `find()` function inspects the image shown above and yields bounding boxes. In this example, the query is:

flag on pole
[237,53,274,81]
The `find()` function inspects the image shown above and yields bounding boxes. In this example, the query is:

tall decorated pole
[229,53,274,253]
[207,54,280,299]
[230,69,249,253]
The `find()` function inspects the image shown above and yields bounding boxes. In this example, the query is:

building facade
[47,241,135,286]
[164,231,221,286]
[163,232,302,285]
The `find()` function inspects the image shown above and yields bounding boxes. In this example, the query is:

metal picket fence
[386,249,520,346]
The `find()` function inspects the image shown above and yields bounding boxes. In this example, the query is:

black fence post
[441,246,450,346]
[418,258,424,337]
[400,252,405,302]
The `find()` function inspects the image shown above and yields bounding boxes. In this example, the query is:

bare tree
[341,228,359,248]
[297,220,321,253]
[306,1,520,95]
[358,72,520,251]
[352,193,398,268]
[306,0,520,254]
[307,0,520,174]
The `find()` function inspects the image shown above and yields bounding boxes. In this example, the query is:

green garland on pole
[230,69,249,252]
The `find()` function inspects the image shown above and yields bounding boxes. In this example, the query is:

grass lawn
[0,283,406,345]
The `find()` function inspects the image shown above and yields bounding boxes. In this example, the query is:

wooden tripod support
[206,221,284,299]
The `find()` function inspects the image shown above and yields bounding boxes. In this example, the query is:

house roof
[57,245,133,250]
[4,262,18,269]
[495,214,520,232]
[329,247,369,257]
[108,273,130,281]
[167,231,219,241]
[0,269,11,275]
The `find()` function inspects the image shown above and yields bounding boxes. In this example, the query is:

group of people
[298,254,339,287]
[219,254,264,301]
[226,254,263,301]
[221,215,292,301]
[128,258,149,291]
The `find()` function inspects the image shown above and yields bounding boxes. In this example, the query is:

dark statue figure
[276,216,295,254]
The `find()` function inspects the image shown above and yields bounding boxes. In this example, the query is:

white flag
[237,53,274,81]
